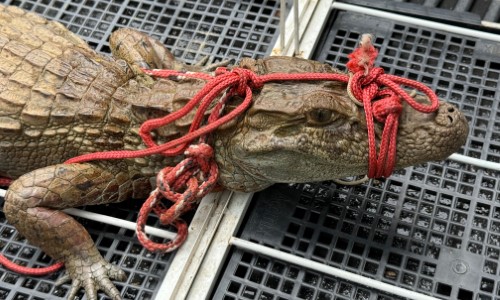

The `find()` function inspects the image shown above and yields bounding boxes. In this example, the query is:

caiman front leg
[109,27,192,73]
[109,28,231,73]
[3,162,136,300]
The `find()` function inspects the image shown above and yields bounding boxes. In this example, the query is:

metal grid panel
[214,10,500,300]
[0,0,285,299]
[0,199,174,300]
[340,0,500,23]
[403,0,500,22]
[218,248,403,300]
[3,0,282,62]
[316,15,500,164]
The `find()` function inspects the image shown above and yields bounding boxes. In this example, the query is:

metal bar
[293,0,300,55]
[481,20,500,29]
[280,0,287,55]
[297,0,332,58]
[449,153,500,171]
[332,2,500,42]
[230,237,442,300]
[182,192,253,299]
[0,189,187,240]
[157,191,230,299]
[64,208,176,239]
[273,0,321,56]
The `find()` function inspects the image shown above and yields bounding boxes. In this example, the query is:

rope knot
[216,67,264,96]
[157,143,218,200]
[348,67,384,103]
[361,67,384,85]
[343,34,439,179]
[184,143,215,177]
[372,90,403,123]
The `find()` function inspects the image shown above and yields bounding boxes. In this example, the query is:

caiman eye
[307,108,334,125]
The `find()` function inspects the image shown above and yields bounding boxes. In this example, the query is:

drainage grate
[0,0,285,299]
[0,198,176,300]
[2,0,283,62]
[339,0,500,24]
[314,12,500,163]
[218,247,405,300]
[214,9,500,300]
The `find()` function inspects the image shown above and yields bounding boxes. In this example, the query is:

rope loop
[136,189,189,252]
[135,143,218,252]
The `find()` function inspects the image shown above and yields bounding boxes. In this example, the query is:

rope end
[346,33,378,74]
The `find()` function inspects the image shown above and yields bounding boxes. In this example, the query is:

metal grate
[0,0,286,299]
[214,9,500,300]
[3,0,283,62]
[315,13,500,164]
[218,247,404,300]
[339,0,500,24]
[398,0,500,22]
[0,198,175,300]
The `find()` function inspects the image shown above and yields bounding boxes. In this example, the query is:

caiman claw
[55,257,126,300]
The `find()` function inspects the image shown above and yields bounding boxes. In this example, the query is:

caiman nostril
[434,103,462,126]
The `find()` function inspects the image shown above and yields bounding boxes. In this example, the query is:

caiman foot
[55,256,126,300]
[195,55,234,71]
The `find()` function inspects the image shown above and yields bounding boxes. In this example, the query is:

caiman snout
[400,97,466,129]
[396,98,469,167]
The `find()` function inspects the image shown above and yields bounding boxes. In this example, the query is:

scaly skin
[0,5,468,300]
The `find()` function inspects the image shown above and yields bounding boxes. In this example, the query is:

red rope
[0,180,64,275]
[1,35,440,271]
[0,178,12,186]
[345,34,439,177]
[0,255,63,275]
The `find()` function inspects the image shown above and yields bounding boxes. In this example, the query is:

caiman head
[213,57,469,192]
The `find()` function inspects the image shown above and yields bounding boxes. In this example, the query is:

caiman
[0,4,468,300]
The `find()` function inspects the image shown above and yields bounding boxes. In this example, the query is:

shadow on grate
[214,9,500,300]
